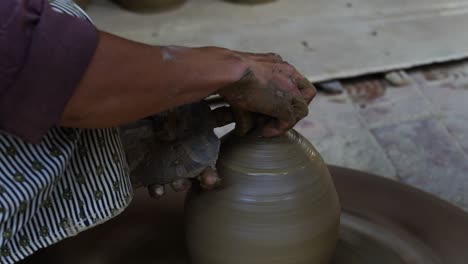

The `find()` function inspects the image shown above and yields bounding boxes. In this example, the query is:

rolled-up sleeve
[0,0,98,143]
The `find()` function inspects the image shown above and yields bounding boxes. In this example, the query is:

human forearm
[62,31,316,137]
[61,32,247,128]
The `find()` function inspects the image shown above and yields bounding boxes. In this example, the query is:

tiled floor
[296,61,468,211]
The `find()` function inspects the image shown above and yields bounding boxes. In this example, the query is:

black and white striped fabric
[0,1,133,263]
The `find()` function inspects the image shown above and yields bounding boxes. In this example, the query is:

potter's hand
[120,102,229,199]
[219,52,316,137]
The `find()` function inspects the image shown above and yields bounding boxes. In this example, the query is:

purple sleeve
[0,0,99,143]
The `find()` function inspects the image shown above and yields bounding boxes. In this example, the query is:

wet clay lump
[185,130,341,264]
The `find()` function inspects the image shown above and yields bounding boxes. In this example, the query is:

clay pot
[185,130,341,264]
[113,0,186,13]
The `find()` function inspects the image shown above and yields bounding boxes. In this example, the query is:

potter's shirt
[0,0,98,143]
[0,1,133,263]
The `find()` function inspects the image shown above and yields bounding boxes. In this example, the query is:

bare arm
[61,32,246,128]
[61,31,316,137]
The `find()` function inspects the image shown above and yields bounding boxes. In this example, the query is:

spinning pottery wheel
[23,166,468,263]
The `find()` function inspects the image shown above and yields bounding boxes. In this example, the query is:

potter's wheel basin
[24,167,468,264]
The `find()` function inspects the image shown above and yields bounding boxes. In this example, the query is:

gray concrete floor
[296,62,468,211]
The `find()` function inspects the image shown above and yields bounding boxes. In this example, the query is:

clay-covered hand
[120,102,231,199]
[219,52,316,137]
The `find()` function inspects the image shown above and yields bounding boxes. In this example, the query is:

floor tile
[296,93,397,179]
[372,119,468,210]
[358,84,433,129]
[443,115,468,155]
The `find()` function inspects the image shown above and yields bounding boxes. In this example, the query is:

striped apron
[0,1,133,263]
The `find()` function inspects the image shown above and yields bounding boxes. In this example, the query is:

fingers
[147,168,222,199]
[260,78,308,128]
[236,51,285,63]
[147,184,165,199]
[198,167,222,190]
[291,71,317,104]
[269,66,315,127]
[267,60,315,104]
[260,96,308,137]
[258,67,312,137]
[267,53,284,61]
[261,120,292,138]
[147,180,193,200]
[171,179,192,192]
[219,54,315,138]
[272,62,296,77]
